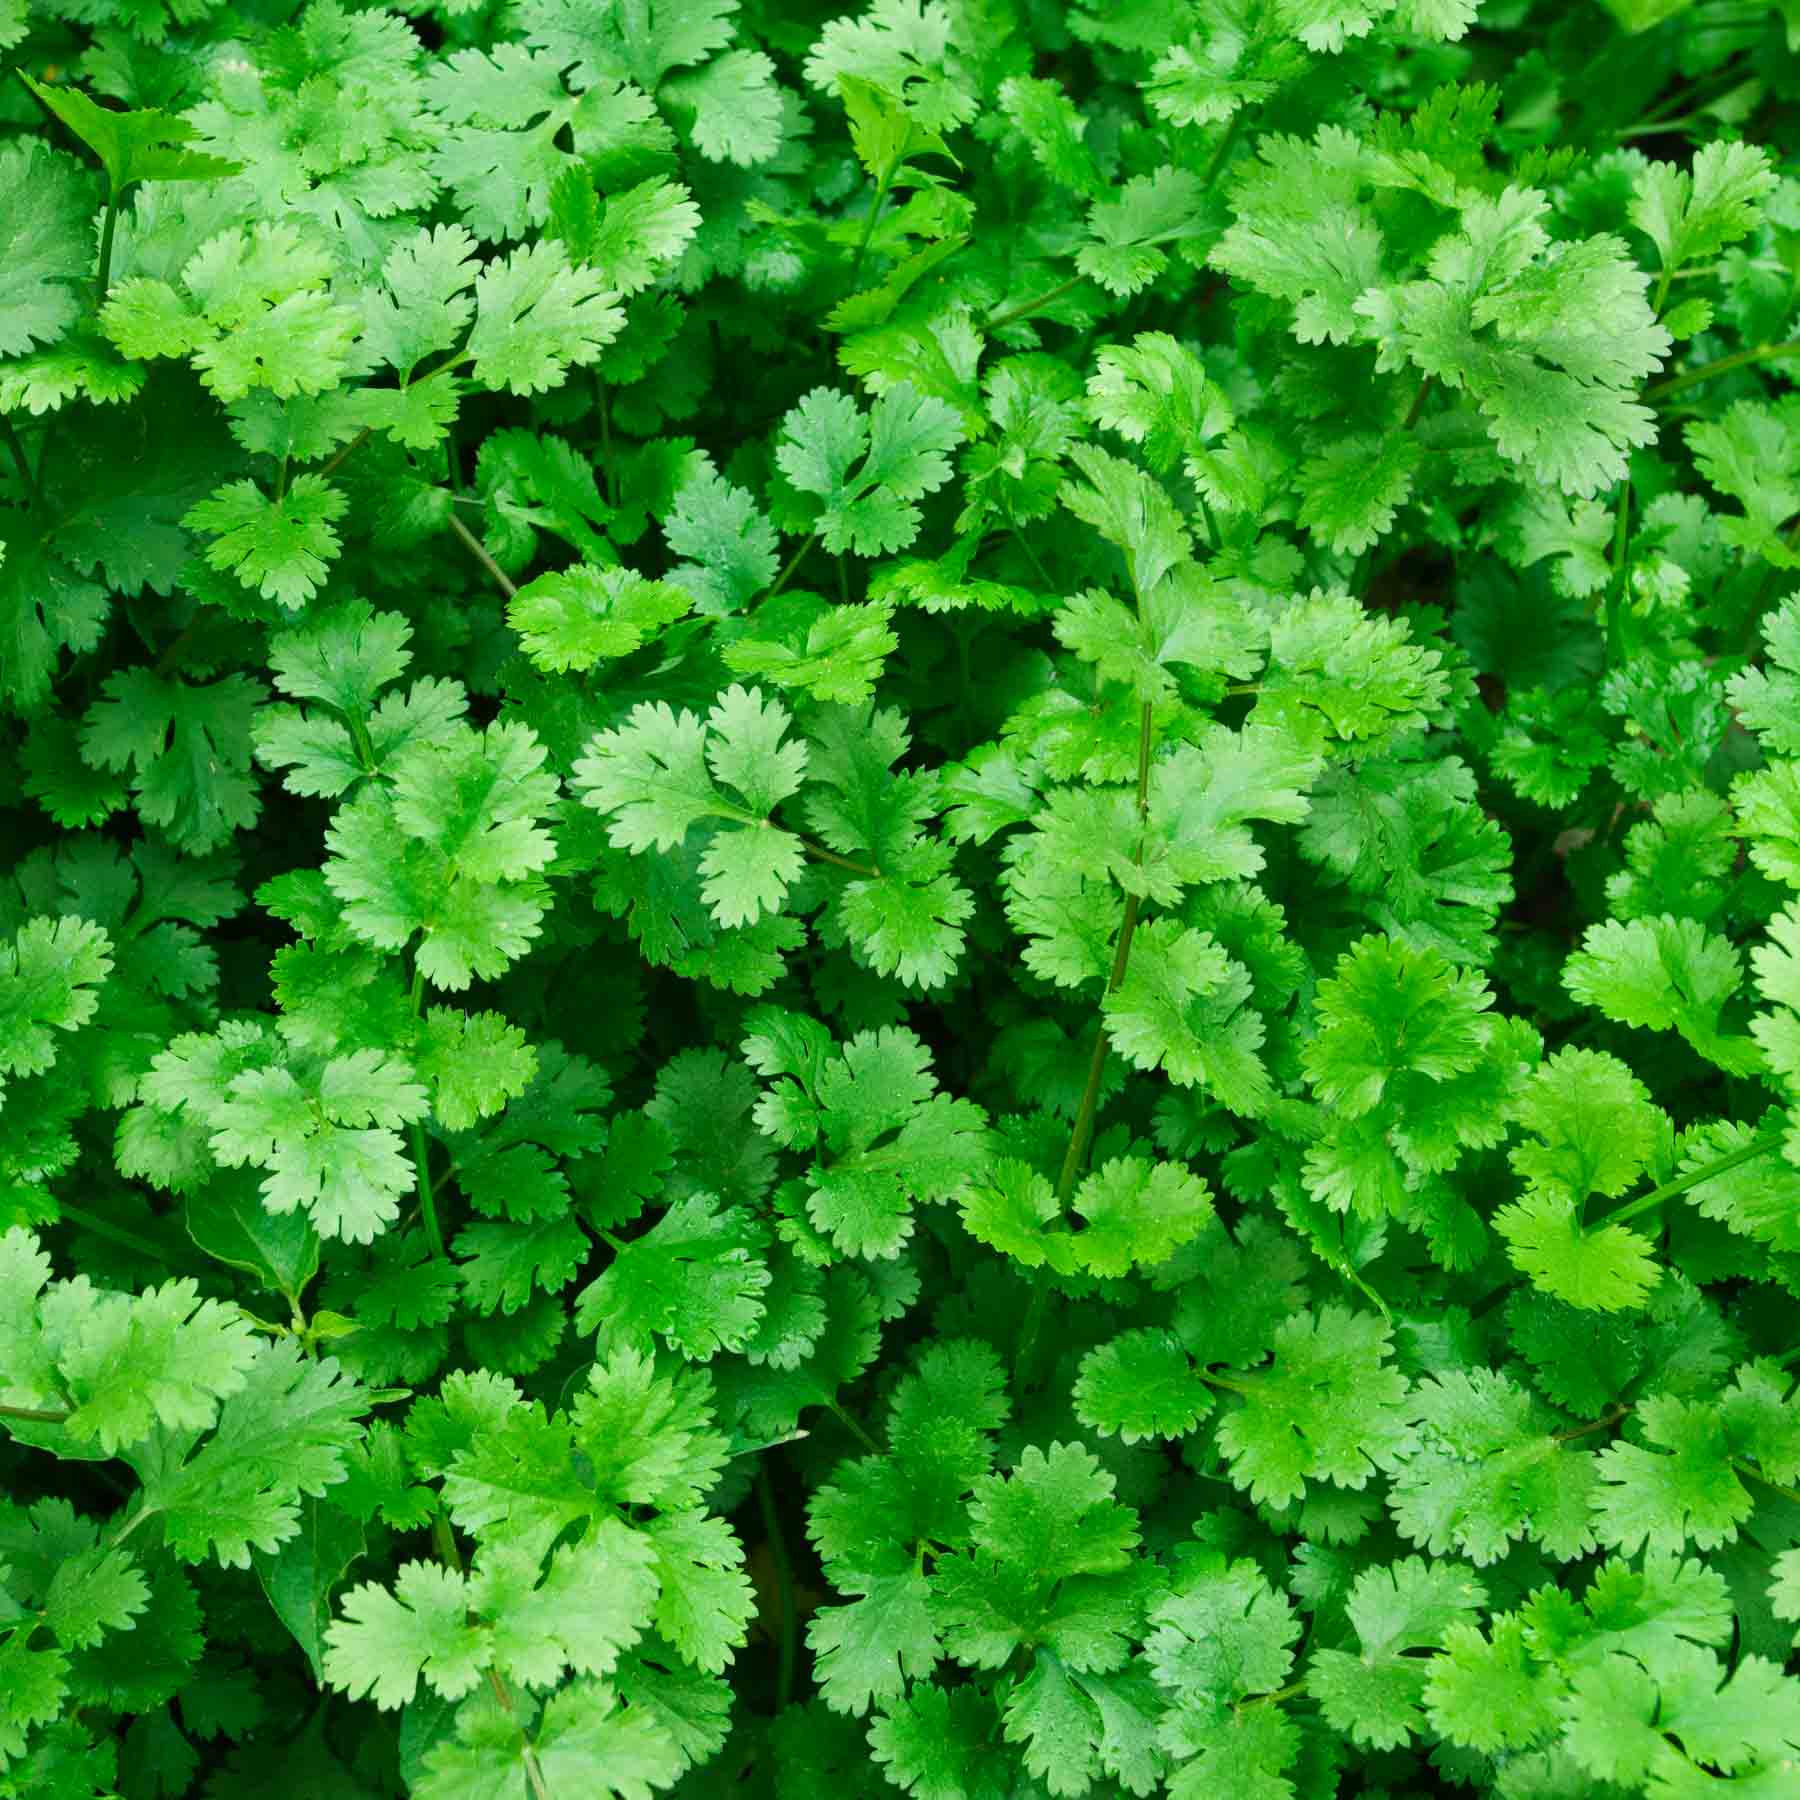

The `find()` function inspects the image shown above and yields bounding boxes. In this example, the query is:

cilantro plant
[7,0,1800,1791]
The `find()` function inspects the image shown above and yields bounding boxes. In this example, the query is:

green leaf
[19,77,241,194]
[184,475,348,608]
[0,917,112,1103]
[1215,1306,1415,1506]
[1074,1328,1214,1442]
[509,565,693,671]
[775,383,964,556]
[467,242,626,396]
[0,142,96,357]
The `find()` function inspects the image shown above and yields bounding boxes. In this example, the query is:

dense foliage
[6,0,1800,1791]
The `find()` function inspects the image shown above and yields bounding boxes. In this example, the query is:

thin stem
[1,415,39,503]
[0,1403,71,1425]
[756,1468,799,1714]
[412,1122,445,1261]
[800,837,880,879]
[1054,898,1141,1205]
[94,187,121,307]
[1053,701,1154,1204]
[1198,108,1246,189]
[1017,700,1154,1389]
[1198,1370,1252,1397]
[1593,1131,1783,1230]
[597,376,617,510]
[1646,338,1800,403]
[1402,375,1433,431]
[987,273,1085,334]
[56,1204,185,1267]
[769,531,818,599]
[1604,477,1632,668]
[847,166,895,290]
[318,426,372,481]
[1553,1404,1632,1444]
[1737,1462,1800,1507]
[109,1506,151,1550]
[828,1402,880,1454]
[1239,1679,1307,1711]
[1011,527,1055,588]
[1652,265,1674,318]
[409,963,447,1262]
[446,511,518,600]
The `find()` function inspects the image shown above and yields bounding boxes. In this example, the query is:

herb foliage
[5,0,1800,1793]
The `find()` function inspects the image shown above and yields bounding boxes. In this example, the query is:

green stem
[769,531,818,599]
[1239,1679,1307,1711]
[1736,1461,1800,1507]
[94,185,121,307]
[828,1402,881,1454]
[1646,338,1800,403]
[597,376,617,510]
[1593,1132,1783,1230]
[1017,701,1155,1388]
[987,273,1085,334]
[1402,375,1432,431]
[412,1121,445,1261]
[1199,1370,1252,1397]
[408,962,448,1262]
[1011,527,1055,588]
[847,166,895,290]
[1553,1404,1631,1444]
[1198,107,1246,188]
[109,1506,151,1550]
[1652,265,1673,318]
[800,837,880,879]
[1054,700,1154,1205]
[1604,476,1632,668]
[1,415,39,503]
[446,511,518,600]
[756,1468,799,1714]
[57,1204,184,1267]
[318,426,372,480]
[0,1403,71,1425]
